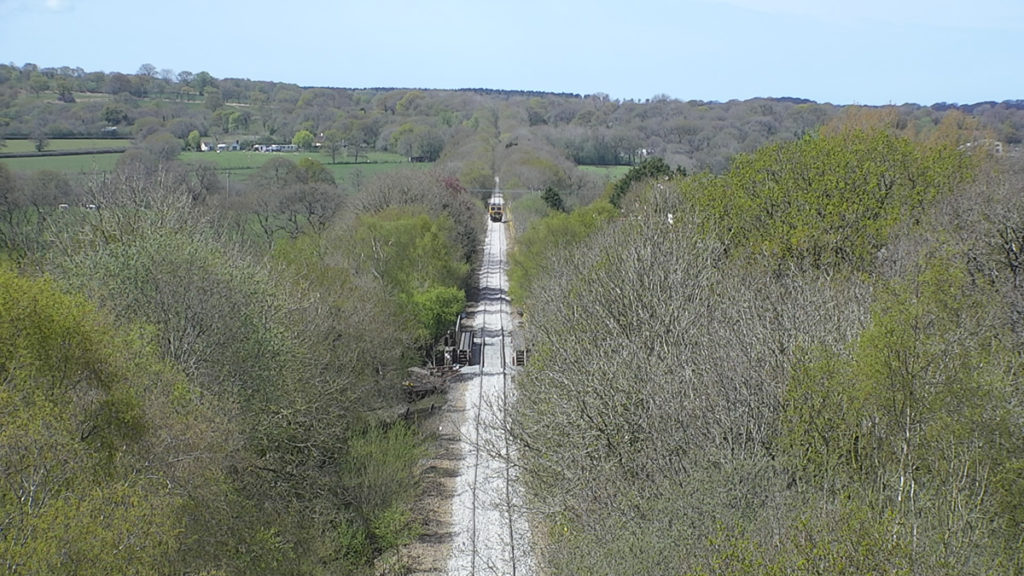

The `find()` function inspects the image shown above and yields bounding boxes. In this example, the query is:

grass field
[1,138,130,153]
[181,150,423,184]
[578,165,632,180]
[1,141,427,186]
[0,153,123,174]
[2,140,612,189]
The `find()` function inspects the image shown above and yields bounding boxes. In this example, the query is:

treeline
[4,62,1024,192]
[0,144,483,573]
[508,111,1024,574]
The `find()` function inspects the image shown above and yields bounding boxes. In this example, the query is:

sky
[1,0,1022,106]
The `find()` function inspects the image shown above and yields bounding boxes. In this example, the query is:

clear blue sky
[1,0,1021,105]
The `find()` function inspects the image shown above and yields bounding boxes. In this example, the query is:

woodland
[1,62,1023,575]
[510,114,1024,575]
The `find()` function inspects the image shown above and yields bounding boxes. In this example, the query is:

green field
[1,142,428,187]
[3,140,622,188]
[1,138,130,153]
[578,165,632,180]
[180,150,423,183]
[0,152,123,174]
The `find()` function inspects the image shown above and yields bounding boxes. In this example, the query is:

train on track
[488,198,504,222]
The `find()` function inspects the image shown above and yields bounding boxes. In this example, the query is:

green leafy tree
[684,128,972,271]
[507,199,617,303]
[292,129,315,151]
[140,130,183,162]
[28,71,49,95]
[609,156,678,207]
[102,104,128,126]
[192,70,216,95]
[542,186,565,211]
[0,266,208,575]
[186,129,201,151]
[56,80,75,103]
[228,109,251,132]
[408,285,466,344]
[350,207,470,344]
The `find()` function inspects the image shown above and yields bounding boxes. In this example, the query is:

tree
[203,87,223,112]
[390,122,443,161]
[0,267,216,575]
[140,131,183,162]
[105,72,134,95]
[56,80,75,103]
[228,110,251,132]
[686,128,971,272]
[186,129,201,152]
[542,186,565,212]
[250,156,307,190]
[102,104,128,126]
[28,72,49,95]
[0,162,19,252]
[781,256,1022,571]
[292,129,315,151]
[347,207,471,348]
[322,128,346,164]
[609,156,676,208]
[297,157,334,185]
[192,71,216,95]
[32,127,49,152]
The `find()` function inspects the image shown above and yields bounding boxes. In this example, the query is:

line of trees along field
[1,134,483,573]
[508,110,1024,575]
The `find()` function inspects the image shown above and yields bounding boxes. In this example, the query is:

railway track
[447,193,533,576]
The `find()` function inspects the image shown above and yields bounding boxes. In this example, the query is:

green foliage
[140,130,184,162]
[187,129,201,151]
[101,104,128,125]
[390,121,444,161]
[407,285,466,343]
[507,199,617,303]
[48,193,429,572]
[341,422,427,551]
[511,142,1024,573]
[686,128,974,271]
[780,255,1023,571]
[353,207,470,292]
[350,207,470,344]
[609,156,680,207]
[542,186,565,211]
[60,228,292,404]
[292,128,315,151]
[297,156,336,185]
[0,266,195,574]
[203,87,223,111]
[250,155,307,189]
